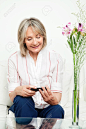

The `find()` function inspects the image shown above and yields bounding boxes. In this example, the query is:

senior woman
[7,17,64,125]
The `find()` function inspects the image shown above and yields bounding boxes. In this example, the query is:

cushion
[0,61,13,106]
[0,105,7,117]
[0,105,7,129]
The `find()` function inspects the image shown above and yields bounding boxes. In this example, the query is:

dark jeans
[9,95,64,125]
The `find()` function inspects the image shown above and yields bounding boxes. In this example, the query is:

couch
[0,60,86,128]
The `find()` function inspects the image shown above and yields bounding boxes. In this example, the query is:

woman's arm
[9,88,17,102]
[9,85,37,102]
[47,92,62,105]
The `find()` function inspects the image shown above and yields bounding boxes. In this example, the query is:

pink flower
[78,23,83,32]
[68,22,71,25]
[62,22,72,36]
[78,23,86,33]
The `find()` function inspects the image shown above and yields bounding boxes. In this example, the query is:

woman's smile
[31,44,40,48]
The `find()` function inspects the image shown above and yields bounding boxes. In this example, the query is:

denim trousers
[8,95,64,125]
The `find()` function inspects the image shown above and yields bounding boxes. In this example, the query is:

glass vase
[70,90,82,129]
[72,90,80,127]
[70,54,82,129]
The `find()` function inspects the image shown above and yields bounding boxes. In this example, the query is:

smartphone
[30,87,47,92]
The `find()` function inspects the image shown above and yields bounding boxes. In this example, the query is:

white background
[0,0,86,64]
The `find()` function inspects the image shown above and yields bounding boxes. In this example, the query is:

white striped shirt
[7,47,63,109]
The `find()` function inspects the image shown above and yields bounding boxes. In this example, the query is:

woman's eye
[27,39,31,41]
[37,37,40,39]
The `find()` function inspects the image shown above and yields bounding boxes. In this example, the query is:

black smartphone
[31,87,47,92]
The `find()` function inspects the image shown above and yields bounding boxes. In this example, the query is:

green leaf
[70,34,74,54]
[67,40,71,47]
[77,41,82,50]
[77,31,80,42]
[71,36,74,53]
[73,36,76,45]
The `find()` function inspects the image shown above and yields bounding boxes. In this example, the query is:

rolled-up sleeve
[51,54,63,93]
[7,55,20,93]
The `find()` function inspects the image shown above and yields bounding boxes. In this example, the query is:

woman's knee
[13,95,38,118]
[46,104,64,118]
[14,95,29,103]
[52,105,64,118]
[16,117,32,125]
[13,95,34,108]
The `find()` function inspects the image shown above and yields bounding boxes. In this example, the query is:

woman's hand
[39,86,61,105]
[15,85,37,97]
[39,86,55,103]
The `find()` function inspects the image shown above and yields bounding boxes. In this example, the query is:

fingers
[39,86,53,102]
[26,85,37,89]
[39,87,48,101]
[39,88,46,100]
[46,86,52,95]
[22,86,36,97]
[40,86,52,97]
[42,87,49,97]
[25,89,36,95]
[23,91,35,97]
[25,85,37,95]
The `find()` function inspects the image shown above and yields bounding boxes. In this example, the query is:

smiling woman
[7,17,64,125]
[24,26,44,62]
[18,18,47,57]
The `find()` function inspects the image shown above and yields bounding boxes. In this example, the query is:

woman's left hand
[39,86,55,103]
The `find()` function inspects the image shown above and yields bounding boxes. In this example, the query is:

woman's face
[24,26,43,55]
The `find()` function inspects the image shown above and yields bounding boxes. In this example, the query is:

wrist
[51,93,56,101]
[51,95,58,104]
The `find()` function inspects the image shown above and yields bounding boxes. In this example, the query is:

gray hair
[18,17,47,57]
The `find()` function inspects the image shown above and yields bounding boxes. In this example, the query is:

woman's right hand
[15,85,37,97]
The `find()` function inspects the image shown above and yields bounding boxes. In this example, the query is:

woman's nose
[33,38,37,44]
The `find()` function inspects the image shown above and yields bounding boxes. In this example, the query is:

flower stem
[73,54,77,123]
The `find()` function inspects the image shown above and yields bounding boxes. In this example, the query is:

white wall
[0,0,86,64]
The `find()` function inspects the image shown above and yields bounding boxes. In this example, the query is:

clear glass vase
[70,90,82,129]
[72,90,79,126]
[70,54,82,129]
